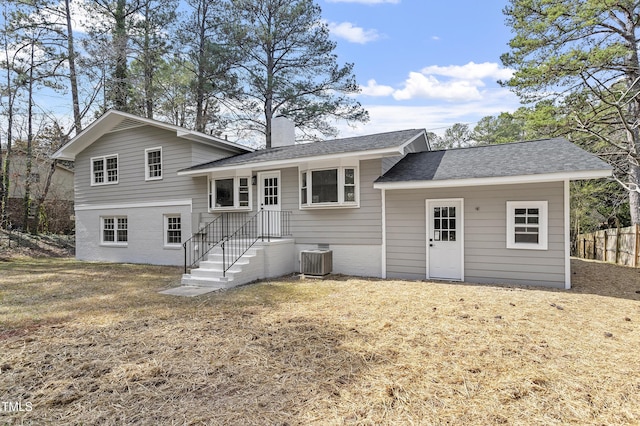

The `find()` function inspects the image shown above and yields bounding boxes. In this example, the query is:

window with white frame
[165,215,181,246]
[300,166,358,208]
[101,216,128,244]
[91,155,118,185]
[506,201,548,250]
[209,177,251,210]
[145,147,162,180]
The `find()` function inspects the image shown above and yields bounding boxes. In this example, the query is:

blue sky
[1,0,520,141]
[320,0,521,137]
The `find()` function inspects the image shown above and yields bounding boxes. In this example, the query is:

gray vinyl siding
[191,142,229,166]
[75,125,227,207]
[385,181,566,288]
[280,159,383,245]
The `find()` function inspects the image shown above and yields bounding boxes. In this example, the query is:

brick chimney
[271,116,295,147]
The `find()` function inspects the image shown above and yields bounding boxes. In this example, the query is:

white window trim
[209,176,252,212]
[164,214,182,248]
[91,154,119,186]
[506,201,548,250]
[100,216,128,246]
[145,147,163,181]
[299,166,360,209]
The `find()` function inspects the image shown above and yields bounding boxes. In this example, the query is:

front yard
[1,257,639,425]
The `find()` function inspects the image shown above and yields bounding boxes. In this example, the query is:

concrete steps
[181,245,263,288]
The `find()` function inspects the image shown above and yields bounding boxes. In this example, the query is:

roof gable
[375,138,612,187]
[51,110,253,161]
[178,129,427,175]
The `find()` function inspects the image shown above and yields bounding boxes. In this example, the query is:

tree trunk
[64,0,82,133]
[194,0,207,132]
[23,40,35,233]
[112,0,129,110]
[36,160,57,233]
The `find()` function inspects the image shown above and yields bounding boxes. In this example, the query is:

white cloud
[393,72,483,101]
[328,21,381,44]
[360,61,517,102]
[335,89,521,138]
[421,62,514,81]
[360,79,395,97]
[326,0,400,4]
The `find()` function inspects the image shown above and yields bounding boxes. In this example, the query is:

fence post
[633,223,640,268]
[603,231,608,262]
[615,228,620,264]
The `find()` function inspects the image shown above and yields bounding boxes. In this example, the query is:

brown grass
[1,257,639,425]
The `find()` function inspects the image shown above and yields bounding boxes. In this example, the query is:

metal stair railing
[220,209,292,277]
[182,212,250,274]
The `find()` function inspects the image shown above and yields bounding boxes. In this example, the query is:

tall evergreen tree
[219,0,368,147]
[502,0,640,224]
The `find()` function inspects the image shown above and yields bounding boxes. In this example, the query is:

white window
[145,147,162,180]
[299,166,358,208]
[91,155,118,185]
[165,215,181,246]
[209,177,251,210]
[506,201,548,250]
[101,216,128,245]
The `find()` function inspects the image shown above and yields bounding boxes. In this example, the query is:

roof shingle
[179,128,425,172]
[376,138,611,183]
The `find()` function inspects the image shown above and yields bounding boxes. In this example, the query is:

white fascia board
[52,110,252,161]
[373,169,613,190]
[75,199,192,211]
[177,146,405,177]
[397,130,427,152]
[51,111,124,160]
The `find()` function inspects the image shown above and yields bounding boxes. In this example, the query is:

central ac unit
[300,250,332,276]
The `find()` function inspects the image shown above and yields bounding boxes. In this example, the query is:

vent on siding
[300,250,332,276]
[108,118,146,133]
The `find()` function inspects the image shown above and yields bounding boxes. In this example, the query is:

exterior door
[258,171,281,236]
[427,199,463,280]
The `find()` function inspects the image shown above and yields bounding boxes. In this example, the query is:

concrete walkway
[159,286,221,297]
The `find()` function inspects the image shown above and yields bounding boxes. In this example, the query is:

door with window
[426,199,463,280]
[258,171,281,236]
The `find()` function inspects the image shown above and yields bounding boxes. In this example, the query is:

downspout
[381,188,387,279]
[564,179,571,289]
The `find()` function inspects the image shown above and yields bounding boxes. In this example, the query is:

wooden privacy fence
[576,225,640,267]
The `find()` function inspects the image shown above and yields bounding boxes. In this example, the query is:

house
[4,149,75,233]
[53,110,612,289]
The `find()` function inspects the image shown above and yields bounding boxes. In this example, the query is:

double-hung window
[300,166,358,208]
[506,201,548,250]
[145,147,162,180]
[165,215,181,246]
[91,155,118,185]
[101,216,128,245]
[209,177,251,210]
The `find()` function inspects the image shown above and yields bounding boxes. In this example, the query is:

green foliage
[502,0,640,224]
[218,0,368,145]
[431,123,471,150]
[471,112,524,145]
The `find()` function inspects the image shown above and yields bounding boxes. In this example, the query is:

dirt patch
[0,257,638,425]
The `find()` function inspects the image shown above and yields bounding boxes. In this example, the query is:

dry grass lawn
[1,257,639,425]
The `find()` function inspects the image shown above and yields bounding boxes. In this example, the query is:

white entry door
[258,171,281,236]
[427,199,463,280]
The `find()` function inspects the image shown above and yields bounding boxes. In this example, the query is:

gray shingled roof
[376,138,611,183]
[180,128,424,172]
